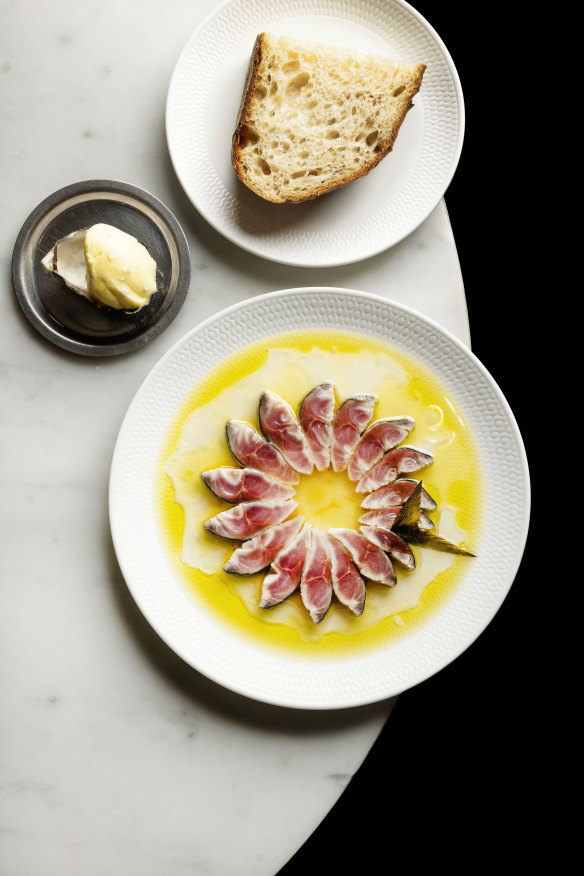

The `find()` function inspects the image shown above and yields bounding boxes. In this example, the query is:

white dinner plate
[165,0,464,267]
[109,288,530,709]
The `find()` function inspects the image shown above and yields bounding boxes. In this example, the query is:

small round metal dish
[12,179,191,357]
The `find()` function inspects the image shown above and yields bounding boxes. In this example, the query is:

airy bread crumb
[232,33,426,204]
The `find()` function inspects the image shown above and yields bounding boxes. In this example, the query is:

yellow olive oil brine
[157,329,483,656]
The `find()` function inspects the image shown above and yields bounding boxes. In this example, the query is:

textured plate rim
[165,0,465,268]
[11,179,191,358]
[109,287,530,709]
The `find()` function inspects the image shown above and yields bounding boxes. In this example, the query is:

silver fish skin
[204,499,297,540]
[356,446,434,493]
[224,517,304,575]
[298,382,336,471]
[347,417,415,482]
[226,420,299,485]
[330,394,377,472]
[259,390,314,475]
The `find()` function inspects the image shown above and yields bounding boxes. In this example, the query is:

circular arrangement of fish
[202,383,474,624]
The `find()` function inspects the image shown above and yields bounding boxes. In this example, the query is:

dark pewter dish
[12,179,191,357]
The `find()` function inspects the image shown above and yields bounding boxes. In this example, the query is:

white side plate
[166,0,464,266]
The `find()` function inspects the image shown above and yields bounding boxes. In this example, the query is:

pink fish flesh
[300,528,333,623]
[259,391,314,475]
[226,420,299,485]
[361,478,437,511]
[360,525,415,569]
[298,382,336,471]
[327,534,366,616]
[328,528,396,586]
[224,517,304,575]
[356,446,434,493]
[347,416,415,482]
[260,523,312,608]
[202,467,296,503]
[204,499,297,540]
[359,507,434,531]
[330,394,377,472]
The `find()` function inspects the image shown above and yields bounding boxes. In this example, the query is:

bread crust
[231,34,426,204]
[231,33,265,179]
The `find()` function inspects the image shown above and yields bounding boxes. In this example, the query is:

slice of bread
[232,33,426,204]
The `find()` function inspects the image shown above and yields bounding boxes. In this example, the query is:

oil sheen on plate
[157,329,483,656]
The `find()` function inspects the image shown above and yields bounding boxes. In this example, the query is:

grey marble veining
[1,2,468,874]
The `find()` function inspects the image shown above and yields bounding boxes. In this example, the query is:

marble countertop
[1,2,470,874]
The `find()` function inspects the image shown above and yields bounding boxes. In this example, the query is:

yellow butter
[84,223,156,310]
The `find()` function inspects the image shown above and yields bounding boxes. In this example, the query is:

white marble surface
[1,2,469,874]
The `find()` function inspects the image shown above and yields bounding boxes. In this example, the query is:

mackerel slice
[224,517,304,575]
[260,523,312,608]
[259,390,314,474]
[330,394,377,472]
[204,499,297,540]
[356,446,434,493]
[300,528,333,623]
[359,507,434,531]
[328,528,396,586]
[327,534,366,616]
[347,417,415,482]
[360,525,415,569]
[201,467,295,503]
[361,478,437,511]
[299,382,336,471]
[226,420,299,485]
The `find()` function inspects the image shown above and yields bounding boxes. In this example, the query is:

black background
[277,3,541,871]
